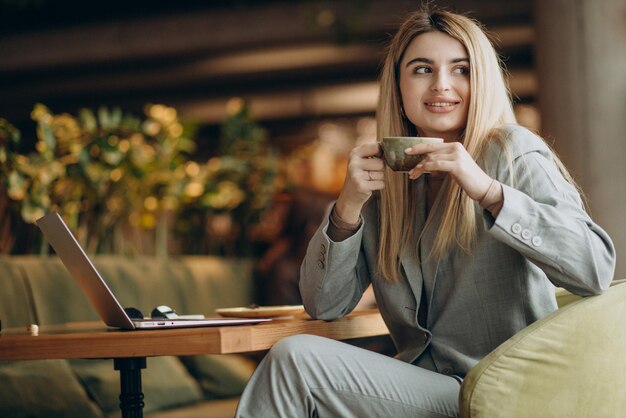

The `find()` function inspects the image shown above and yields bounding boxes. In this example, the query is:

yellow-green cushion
[0,359,104,418]
[460,282,626,418]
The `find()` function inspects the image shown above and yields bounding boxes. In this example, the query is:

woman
[235,8,615,418]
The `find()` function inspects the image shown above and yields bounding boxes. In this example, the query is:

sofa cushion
[92,256,187,316]
[180,354,256,399]
[178,256,255,314]
[0,359,104,418]
[14,256,99,325]
[0,258,36,328]
[71,356,203,416]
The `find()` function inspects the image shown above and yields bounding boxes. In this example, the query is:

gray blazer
[300,124,616,378]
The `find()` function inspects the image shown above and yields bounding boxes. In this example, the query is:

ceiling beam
[1,23,533,100]
[1,0,532,73]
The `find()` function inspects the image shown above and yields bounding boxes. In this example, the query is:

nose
[431,71,451,92]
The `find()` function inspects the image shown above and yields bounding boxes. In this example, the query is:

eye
[413,66,431,74]
[453,66,470,75]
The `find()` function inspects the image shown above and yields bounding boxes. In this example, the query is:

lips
[426,102,459,107]
[424,98,461,113]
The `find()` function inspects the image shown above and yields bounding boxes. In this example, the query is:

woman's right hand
[335,142,385,224]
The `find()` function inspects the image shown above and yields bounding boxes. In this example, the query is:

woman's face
[399,31,470,142]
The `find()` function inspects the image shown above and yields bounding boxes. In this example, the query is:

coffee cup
[379,136,444,172]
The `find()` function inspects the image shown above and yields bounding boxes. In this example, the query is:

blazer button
[320,244,326,253]
[511,223,522,234]
[317,260,325,269]
[423,333,429,343]
[521,229,532,240]
[442,367,454,375]
[532,236,543,247]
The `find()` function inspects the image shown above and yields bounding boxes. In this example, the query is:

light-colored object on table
[459,280,626,418]
[27,324,39,336]
[216,305,305,318]
[379,136,443,172]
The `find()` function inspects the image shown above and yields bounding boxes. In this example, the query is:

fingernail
[404,147,412,153]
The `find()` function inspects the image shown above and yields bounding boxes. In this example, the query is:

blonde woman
[235,8,615,418]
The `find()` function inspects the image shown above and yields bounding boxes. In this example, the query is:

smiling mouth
[425,101,460,107]
[424,101,460,113]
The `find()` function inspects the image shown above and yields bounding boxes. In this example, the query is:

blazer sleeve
[483,126,616,296]
[299,204,372,320]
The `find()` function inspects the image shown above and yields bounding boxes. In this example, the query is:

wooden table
[0,310,388,418]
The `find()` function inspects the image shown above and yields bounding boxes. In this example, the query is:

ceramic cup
[379,136,444,172]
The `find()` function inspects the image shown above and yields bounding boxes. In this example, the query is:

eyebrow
[404,57,470,68]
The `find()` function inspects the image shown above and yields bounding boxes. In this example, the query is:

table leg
[114,357,147,418]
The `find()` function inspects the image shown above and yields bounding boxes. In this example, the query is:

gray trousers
[235,335,460,418]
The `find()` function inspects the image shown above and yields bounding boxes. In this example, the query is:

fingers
[404,142,446,155]
[352,142,382,158]
[347,143,385,175]
[360,158,385,172]
[409,160,455,179]
[337,143,388,217]
[354,167,384,187]
[366,170,385,181]
[341,143,386,205]
[406,143,491,201]
[362,174,385,190]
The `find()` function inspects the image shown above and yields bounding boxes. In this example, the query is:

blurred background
[1,0,625,283]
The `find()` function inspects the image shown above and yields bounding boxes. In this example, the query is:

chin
[422,126,463,139]
[413,115,466,137]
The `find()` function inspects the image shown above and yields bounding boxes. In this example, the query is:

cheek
[399,79,411,106]
[459,81,471,105]
[462,89,471,119]
[399,81,423,112]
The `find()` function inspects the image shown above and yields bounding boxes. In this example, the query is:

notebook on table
[36,212,271,330]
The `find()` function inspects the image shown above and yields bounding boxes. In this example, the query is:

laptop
[36,212,271,330]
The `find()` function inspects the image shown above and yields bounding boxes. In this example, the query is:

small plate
[215,305,305,318]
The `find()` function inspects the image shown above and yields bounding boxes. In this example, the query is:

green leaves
[0,99,282,255]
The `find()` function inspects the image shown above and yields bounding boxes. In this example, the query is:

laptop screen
[36,212,271,329]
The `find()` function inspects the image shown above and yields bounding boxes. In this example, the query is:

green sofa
[0,255,259,418]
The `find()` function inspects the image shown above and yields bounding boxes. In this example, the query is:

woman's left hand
[405,141,492,201]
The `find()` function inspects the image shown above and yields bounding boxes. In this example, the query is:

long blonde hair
[377,9,517,281]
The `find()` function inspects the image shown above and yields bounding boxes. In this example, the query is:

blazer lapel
[418,176,449,326]
[400,177,427,326]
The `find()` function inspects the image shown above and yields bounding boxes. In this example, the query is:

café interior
[1,1,625,417]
